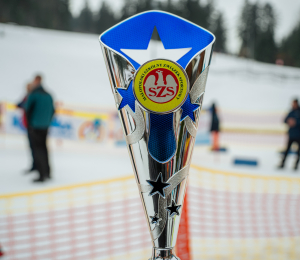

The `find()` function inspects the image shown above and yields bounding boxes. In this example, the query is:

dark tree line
[238,0,277,63]
[280,18,300,67]
[72,0,227,52]
[0,0,227,53]
[237,0,300,67]
[0,0,299,67]
[0,0,72,30]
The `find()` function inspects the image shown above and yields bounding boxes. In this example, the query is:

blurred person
[278,99,300,170]
[25,75,55,182]
[16,83,36,172]
[210,103,220,151]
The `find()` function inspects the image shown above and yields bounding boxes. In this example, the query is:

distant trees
[255,4,277,63]
[238,0,277,63]
[2,0,300,67]
[117,0,215,31]
[73,0,94,33]
[0,0,72,30]
[119,0,154,22]
[238,1,259,59]
[94,2,117,34]
[210,12,226,53]
[0,0,226,45]
[176,0,214,29]
[280,17,300,67]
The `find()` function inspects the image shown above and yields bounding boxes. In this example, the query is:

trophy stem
[150,248,180,260]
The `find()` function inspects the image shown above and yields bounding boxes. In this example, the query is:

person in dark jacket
[25,75,55,182]
[17,83,36,172]
[279,99,300,170]
[210,103,220,151]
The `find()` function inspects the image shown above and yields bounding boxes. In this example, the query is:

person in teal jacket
[25,75,55,182]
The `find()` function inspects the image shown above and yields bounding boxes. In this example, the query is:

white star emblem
[121,30,191,65]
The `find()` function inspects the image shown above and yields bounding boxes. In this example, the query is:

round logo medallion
[133,59,189,113]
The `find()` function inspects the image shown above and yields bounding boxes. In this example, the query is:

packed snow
[1,23,299,111]
[0,23,300,195]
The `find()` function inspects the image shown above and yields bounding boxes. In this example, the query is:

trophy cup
[99,11,215,260]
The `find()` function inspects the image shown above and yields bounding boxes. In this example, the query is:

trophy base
[149,248,180,260]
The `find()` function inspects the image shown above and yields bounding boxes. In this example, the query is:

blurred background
[0,0,300,259]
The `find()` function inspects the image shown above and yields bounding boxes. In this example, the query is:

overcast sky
[70,0,300,53]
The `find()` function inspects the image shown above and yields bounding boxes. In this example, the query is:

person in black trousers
[279,99,300,170]
[16,83,36,172]
[25,75,55,182]
[210,103,220,151]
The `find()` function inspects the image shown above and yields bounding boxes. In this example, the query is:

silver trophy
[99,11,215,260]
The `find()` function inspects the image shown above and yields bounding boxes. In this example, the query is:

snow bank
[1,23,299,112]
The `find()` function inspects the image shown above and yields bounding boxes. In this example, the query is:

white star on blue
[180,95,199,122]
[117,82,136,112]
[100,11,215,70]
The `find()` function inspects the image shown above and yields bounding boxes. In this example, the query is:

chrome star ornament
[147,173,171,198]
[166,200,182,217]
[150,213,162,225]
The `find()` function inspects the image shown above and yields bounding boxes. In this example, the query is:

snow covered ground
[0,23,300,195]
[1,132,299,195]
[0,134,132,194]
[0,23,299,111]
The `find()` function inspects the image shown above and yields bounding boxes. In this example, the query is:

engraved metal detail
[183,117,197,137]
[114,91,123,107]
[140,184,153,193]
[190,66,209,104]
[124,102,145,145]
[182,66,209,136]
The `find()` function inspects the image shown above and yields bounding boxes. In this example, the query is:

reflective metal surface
[151,248,180,260]
[100,26,214,260]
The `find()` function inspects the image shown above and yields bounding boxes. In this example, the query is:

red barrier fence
[1,165,300,260]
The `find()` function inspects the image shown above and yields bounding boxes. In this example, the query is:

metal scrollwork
[189,66,209,104]
[124,102,145,145]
